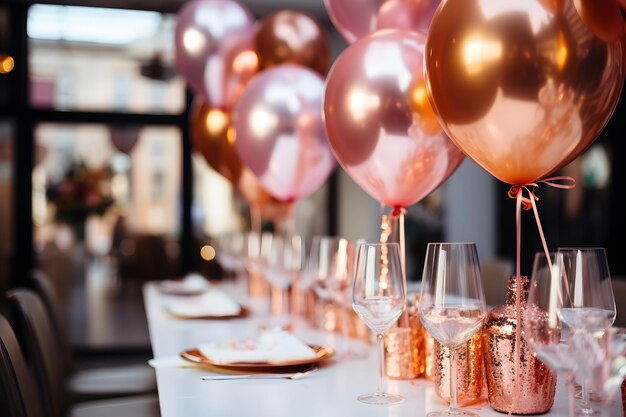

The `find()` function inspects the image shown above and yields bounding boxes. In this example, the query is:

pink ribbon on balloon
[507,175,576,415]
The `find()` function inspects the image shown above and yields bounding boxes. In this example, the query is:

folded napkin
[158,273,211,295]
[166,289,241,318]
[198,327,316,364]
[148,356,197,368]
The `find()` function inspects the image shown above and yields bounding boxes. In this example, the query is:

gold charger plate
[166,306,250,320]
[180,345,334,372]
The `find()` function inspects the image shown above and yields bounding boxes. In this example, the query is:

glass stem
[342,307,350,352]
[581,379,590,410]
[377,332,385,394]
[567,376,576,417]
[450,346,459,411]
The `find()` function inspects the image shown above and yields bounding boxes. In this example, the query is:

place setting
[179,326,334,380]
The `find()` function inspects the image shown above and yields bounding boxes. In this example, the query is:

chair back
[0,314,45,417]
[29,269,73,373]
[7,289,67,417]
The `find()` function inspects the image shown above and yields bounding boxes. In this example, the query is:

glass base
[427,409,480,417]
[577,407,598,416]
[357,392,404,405]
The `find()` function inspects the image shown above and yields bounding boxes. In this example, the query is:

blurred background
[0,0,624,355]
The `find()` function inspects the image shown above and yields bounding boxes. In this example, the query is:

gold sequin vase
[483,276,556,414]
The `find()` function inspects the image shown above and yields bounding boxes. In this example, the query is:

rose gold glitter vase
[384,302,424,379]
[433,331,485,405]
[483,276,556,414]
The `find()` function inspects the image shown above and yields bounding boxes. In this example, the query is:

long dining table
[143,280,624,417]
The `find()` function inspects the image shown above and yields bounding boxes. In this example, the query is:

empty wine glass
[310,237,343,330]
[326,238,362,357]
[525,252,578,417]
[260,234,303,316]
[557,248,616,415]
[352,242,406,405]
[419,243,487,417]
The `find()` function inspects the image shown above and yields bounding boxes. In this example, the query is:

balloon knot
[508,185,535,211]
[391,206,406,217]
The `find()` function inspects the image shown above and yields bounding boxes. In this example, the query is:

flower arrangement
[46,160,114,239]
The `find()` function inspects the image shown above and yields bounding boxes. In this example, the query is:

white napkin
[166,289,241,318]
[148,356,198,368]
[158,273,211,295]
[198,327,316,364]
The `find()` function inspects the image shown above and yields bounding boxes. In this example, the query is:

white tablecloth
[143,281,623,417]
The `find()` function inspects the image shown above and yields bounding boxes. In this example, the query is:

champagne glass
[419,243,487,417]
[352,242,406,405]
[556,248,616,415]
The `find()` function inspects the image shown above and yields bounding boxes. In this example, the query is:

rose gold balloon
[324,0,440,43]
[189,98,242,185]
[324,30,464,208]
[255,10,330,75]
[234,64,336,203]
[425,0,625,185]
[175,0,257,109]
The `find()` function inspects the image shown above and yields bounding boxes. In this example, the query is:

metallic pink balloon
[323,30,464,208]
[324,0,440,43]
[175,0,256,109]
[234,64,337,202]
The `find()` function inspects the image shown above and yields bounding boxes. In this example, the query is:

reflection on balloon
[324,30,464,208]
[234,64,336,202]
[324,0,440,43]
[175,0,257,108]
[255,10,330,75]
[407,73,442,137]
[425,0,625,185]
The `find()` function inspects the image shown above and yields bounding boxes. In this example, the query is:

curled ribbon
[506,175,575,415]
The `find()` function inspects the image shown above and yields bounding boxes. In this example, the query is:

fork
[201,369,314,381]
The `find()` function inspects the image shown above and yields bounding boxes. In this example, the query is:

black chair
[0,313,45,417]
[29,270,157,402]
[6,289,160,417]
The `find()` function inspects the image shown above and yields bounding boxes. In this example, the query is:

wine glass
[556,248,616,415]
[310,237,343,330]
[260,233,303,316]
[326,238,362,356]
[419,243,487,417]
[525,252,578,417]
[352,242,406,405]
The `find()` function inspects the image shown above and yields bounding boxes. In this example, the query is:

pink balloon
[175,0,256,109]
[324,0,440,43]
[323,30,464,208]
[234,65,337,202]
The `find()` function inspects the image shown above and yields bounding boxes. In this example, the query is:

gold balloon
[425,0,625,185]
[190,98,285,222]
[407,73,443,137]
[189,98,242,185]
[255,10,330,75]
